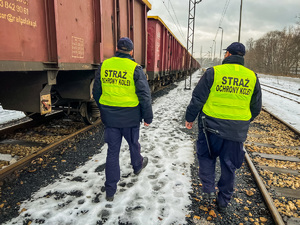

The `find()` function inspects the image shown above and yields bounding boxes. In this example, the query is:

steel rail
[0,120,101,181]
[246,108,300,225]
[262,107,300,135]
[245,152,285,225]
[261,88,300,104]
[261,83,300,98]
[0,119,35,137]
[0,111,64,137]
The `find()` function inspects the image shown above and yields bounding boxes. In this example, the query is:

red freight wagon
[147,16,199,91]
[191,57,200,71]
[0,0,151,124]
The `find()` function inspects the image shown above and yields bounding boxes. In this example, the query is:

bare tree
[245,20,300,77]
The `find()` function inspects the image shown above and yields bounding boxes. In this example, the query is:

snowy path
[5,73,200,225]
[4,72,299,224]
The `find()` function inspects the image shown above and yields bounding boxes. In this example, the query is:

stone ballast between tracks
[1,81,299,224]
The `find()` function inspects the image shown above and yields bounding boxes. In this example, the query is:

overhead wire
[159,0,231,58]
[168,1,186,39]
[160,0,186,43]
[211,0,231,57]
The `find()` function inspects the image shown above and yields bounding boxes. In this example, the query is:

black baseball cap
[117,37,134,51]
[224,42,245,56]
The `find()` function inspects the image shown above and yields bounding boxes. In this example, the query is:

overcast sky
[147,0,300,59]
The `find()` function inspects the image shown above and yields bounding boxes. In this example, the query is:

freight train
[0,0,200,125]
[147,16,200,91]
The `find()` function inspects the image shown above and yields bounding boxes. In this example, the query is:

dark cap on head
[224,42,245,56]
[117,37,134,51]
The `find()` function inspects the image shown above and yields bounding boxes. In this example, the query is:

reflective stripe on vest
[99,57,139,107]
[202,64,257,121]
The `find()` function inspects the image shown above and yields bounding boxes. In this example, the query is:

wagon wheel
[150,82,155,92]
[80,101,101,125]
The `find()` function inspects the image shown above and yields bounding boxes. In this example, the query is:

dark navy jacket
[93,52,153,128]
[185,55,262,142]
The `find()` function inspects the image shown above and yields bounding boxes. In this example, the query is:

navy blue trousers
[197,131,245,207]
[104,126,143,197]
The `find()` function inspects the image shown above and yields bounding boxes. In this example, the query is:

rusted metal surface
[0,120,101,181]
[147,18,161,79]
[44,0,58,63]
[102,0,115,60]
[245,152,285,225]
[0,111,63,138]
[140,0,152,9]
[101,0,149,67]
[263,107,300,134]
[147,16,172,79]
[0,0,151,114]
[133,1,145,67]
[147,16,198,80]
[54,0,95,64]
[246,108,300,224]
[0,0,48,62]
[118,0,130,39]
[0,0,150,68]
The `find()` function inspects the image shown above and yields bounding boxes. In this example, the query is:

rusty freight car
[146,16,200,91]
[0,0,151,124]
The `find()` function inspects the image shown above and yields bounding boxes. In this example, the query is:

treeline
[244,21,300,76]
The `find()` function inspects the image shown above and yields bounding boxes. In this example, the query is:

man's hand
[144,122,150,127]
[185,121,193,129]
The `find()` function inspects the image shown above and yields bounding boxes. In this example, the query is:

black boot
[134,157,148,175]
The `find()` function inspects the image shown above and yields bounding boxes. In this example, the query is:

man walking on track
[185,42,262,212]
[93,37,153,202]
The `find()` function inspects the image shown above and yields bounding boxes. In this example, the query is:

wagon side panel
[0,0,48,64]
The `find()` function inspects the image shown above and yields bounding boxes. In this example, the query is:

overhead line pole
[213,40,216,60]
[219,27,223,59]
[185,0,203,90]
[238,0,243,42]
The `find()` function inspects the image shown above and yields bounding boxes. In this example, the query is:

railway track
[245,109,300,225]
[261,84,300,98]
[186,104,299,224]
[0,83,176,182]
[261,83,300,104]
[0,80,299,224]
[0,114,101,181]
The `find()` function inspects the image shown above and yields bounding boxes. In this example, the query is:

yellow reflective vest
[202,64,257,121]
[99,57,139,107]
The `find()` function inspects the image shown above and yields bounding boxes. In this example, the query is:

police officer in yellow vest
[185,42,262,212]
[93,37,153,202]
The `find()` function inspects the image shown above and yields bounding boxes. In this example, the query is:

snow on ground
[1,72,299,224]
[0,105,25,125]
[4,73,200,225]
[258,74,300,131]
